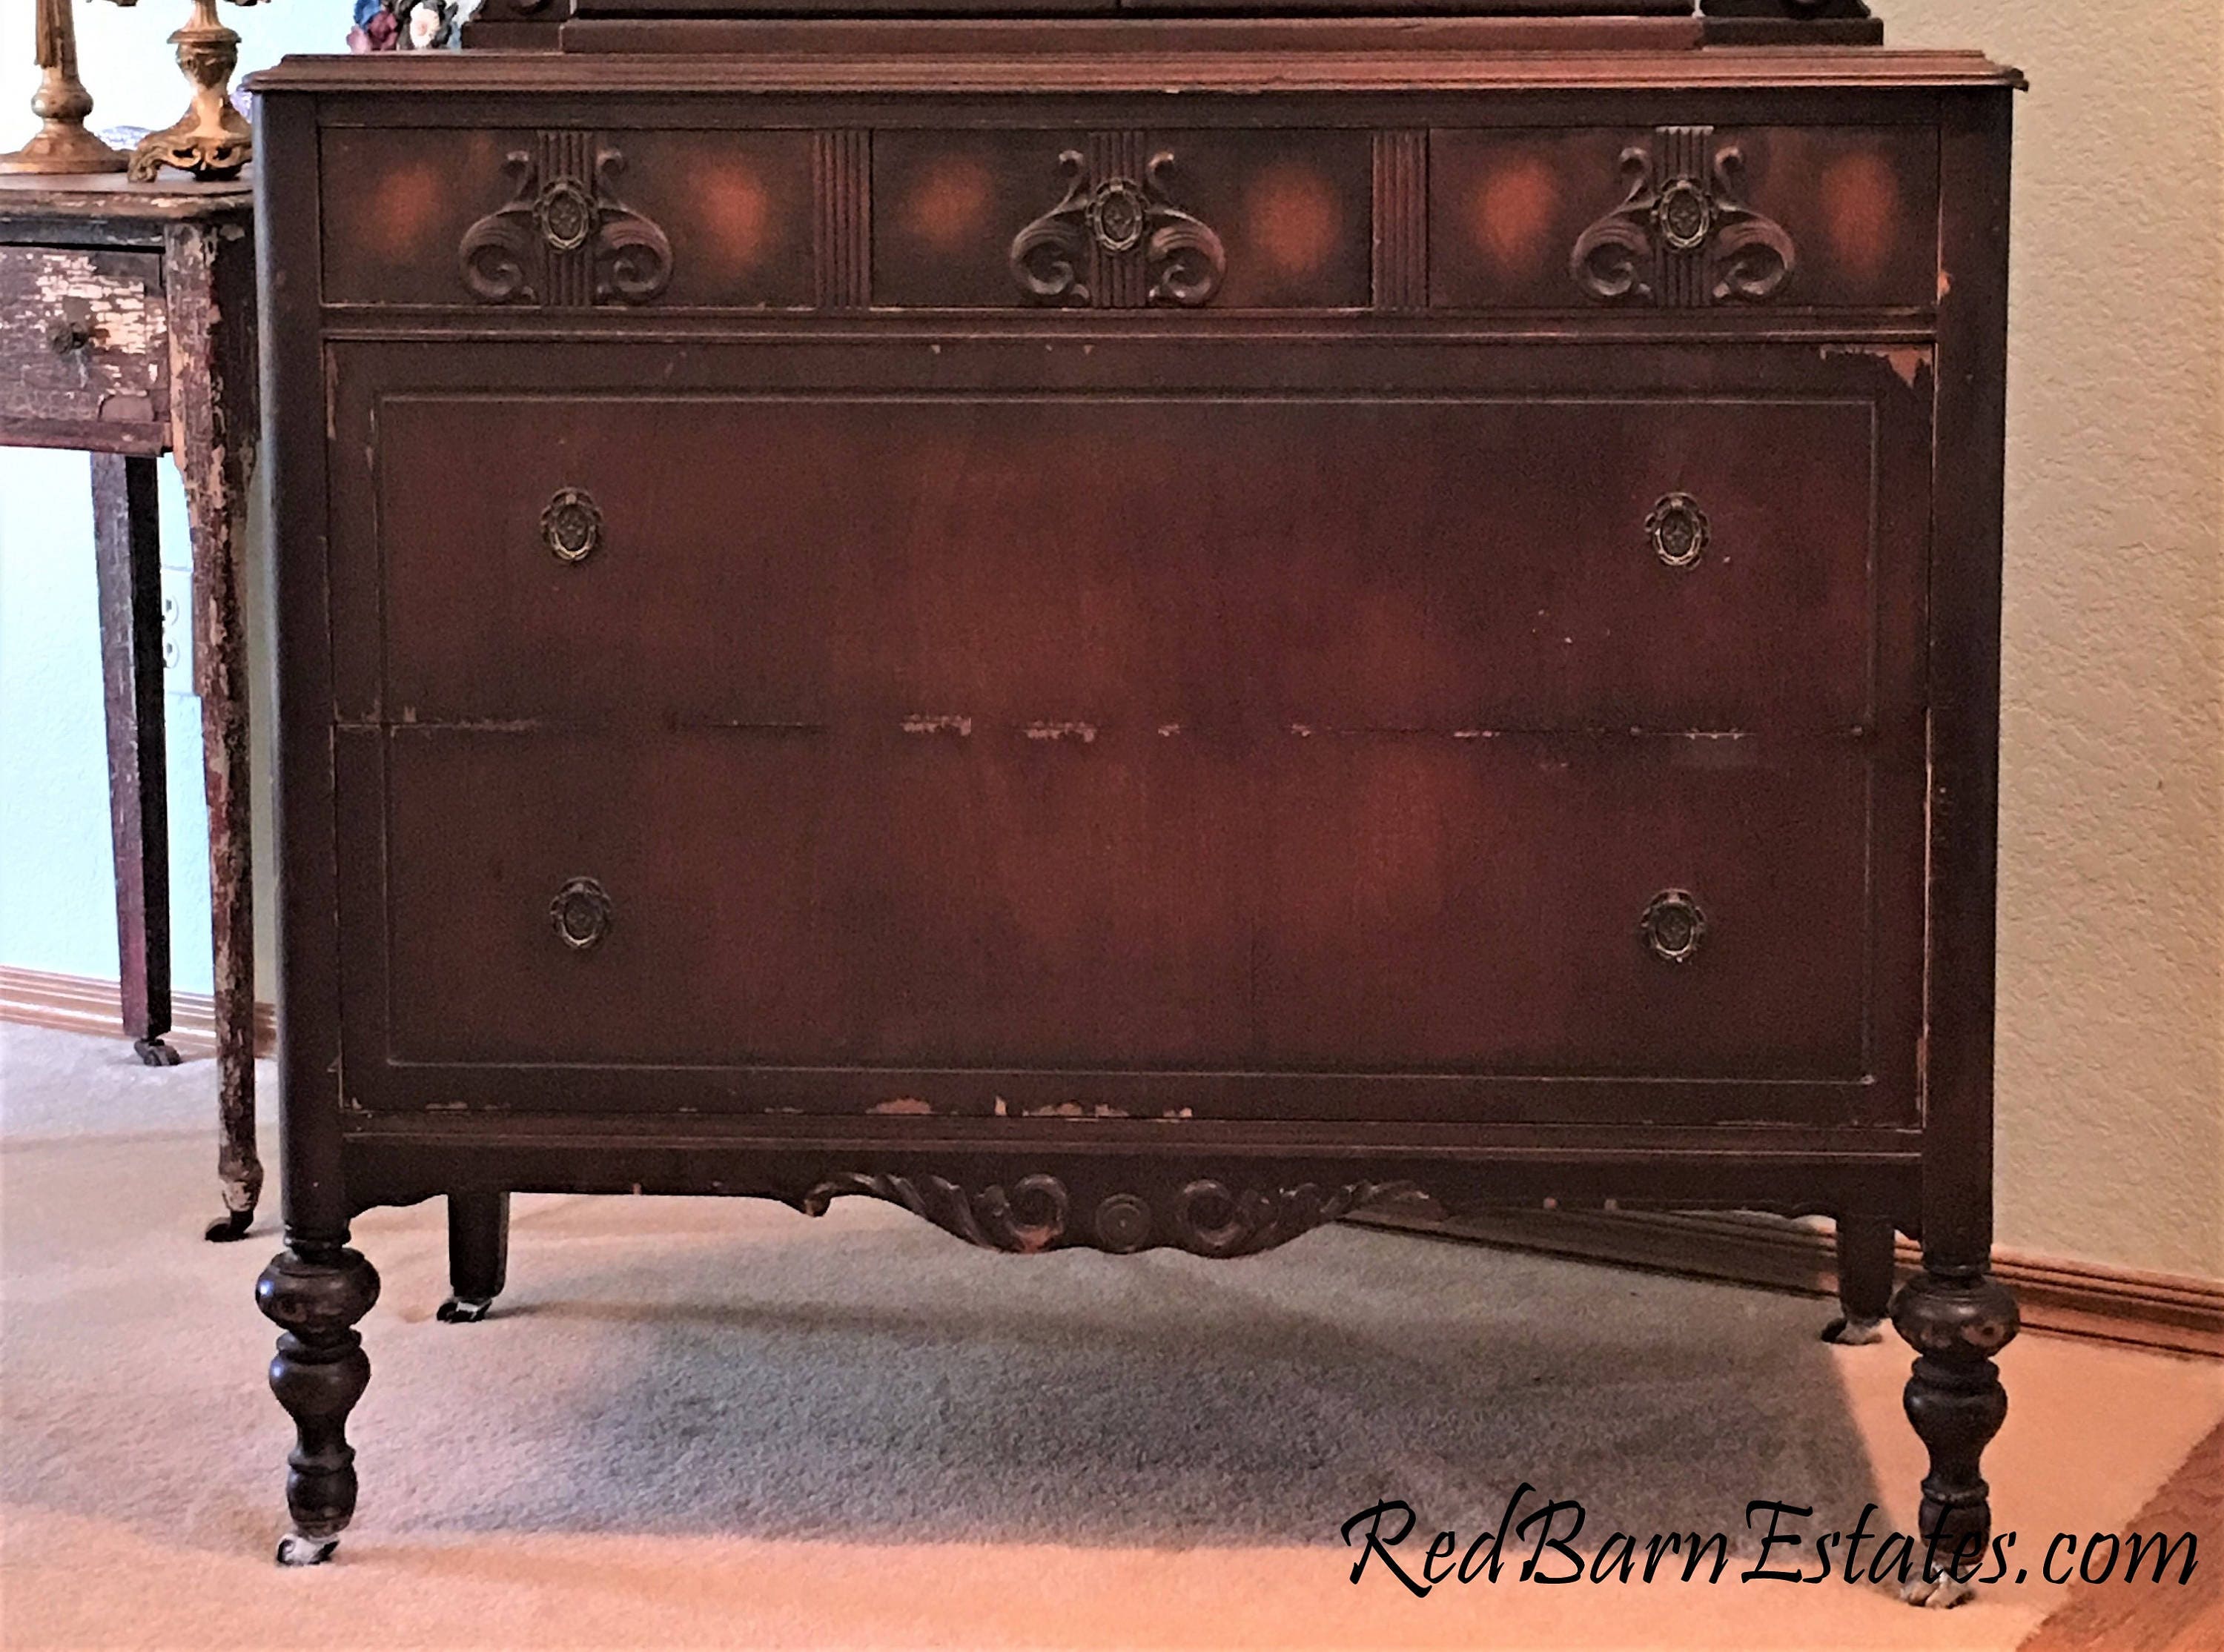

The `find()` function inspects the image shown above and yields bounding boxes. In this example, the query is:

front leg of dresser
[439,1191,510,1323]
[255,1241,380,1564]
[1889,1267,2020,1607]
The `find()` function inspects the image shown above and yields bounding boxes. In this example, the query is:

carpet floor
[1,1021,2218,1651]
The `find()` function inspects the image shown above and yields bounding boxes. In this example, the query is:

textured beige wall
[1891,2,2224,1280]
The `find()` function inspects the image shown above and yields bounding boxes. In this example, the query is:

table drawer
[0,246,168,439]
[359,727,1909,1095]
[372,388,1914,733]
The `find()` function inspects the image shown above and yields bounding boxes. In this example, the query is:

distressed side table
[0,171,262,1241]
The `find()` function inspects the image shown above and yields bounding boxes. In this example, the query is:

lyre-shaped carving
[1570,128,1796,307]
[457,138,673,308]
[1006,143,1227,309]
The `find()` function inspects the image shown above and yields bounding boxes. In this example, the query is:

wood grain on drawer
[370,727,1902,1092]
[372,390,1915,733]
[321,126,816,308]
[0,246,168,441]
[1431,125,1939,310]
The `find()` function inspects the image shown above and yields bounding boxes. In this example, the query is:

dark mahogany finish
[251,17,2019,1599]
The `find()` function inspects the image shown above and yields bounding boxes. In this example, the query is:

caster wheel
[276,1533,340,1567]
[1821,1313,1886,1346]
[205,1208,254,1242]
[1901,1568,1976,1608]
[437,1295,493,1324]
[134,1036,182,1067]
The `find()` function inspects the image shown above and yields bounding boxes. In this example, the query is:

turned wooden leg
[1822,1215,1896,1345]
[1890,1267,2019,1607]
[438,1190,509,1323]
[255,1241,380,1564]
[89,454,181,1069]
[165,216,262,1242]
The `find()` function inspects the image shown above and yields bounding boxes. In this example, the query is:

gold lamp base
[1,0,128,176]
[0,113,129,175]
[128,6,251,182]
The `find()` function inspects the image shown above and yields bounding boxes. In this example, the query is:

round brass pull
[541,487,603,565]
[1654,177,1715,253]
[1640,889,1707,965]
[1647,492,1710,569]
[550,877,613,951]
[1088,177,1148,253]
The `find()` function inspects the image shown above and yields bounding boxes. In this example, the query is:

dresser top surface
[250,43,2021,97]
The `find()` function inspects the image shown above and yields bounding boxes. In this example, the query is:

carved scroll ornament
[791,1172,1411,1257]
[1008,147,1226,308]
[1571,127,1796,307]
[459,138,672,308]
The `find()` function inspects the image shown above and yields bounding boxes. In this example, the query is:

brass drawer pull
[1640,889,1706,964]
[541,487,603,564]
[550,877,613,951]
[1647,492,1710,568]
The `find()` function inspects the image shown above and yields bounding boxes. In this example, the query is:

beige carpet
[1,1020,2218,1652]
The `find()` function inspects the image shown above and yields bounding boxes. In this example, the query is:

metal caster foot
[436,1295,494,1324]
[276,1533,340,1567]
[135,1036,182,1066]
[1821,1313,1887,1345]
[206,1207,254,1242]
[1901,1568,1976,1609]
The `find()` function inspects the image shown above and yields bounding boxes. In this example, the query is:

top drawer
[317,121,1937,315]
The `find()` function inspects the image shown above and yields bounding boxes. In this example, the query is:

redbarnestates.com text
[1343,1486,2200,1594]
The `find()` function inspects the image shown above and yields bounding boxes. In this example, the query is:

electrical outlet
[161,567,194,697]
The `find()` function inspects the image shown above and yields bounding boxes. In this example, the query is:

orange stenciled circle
[1245,165,1337,277]
[904,156,994,255]
[699,168,772,268]
[1467,156,1558,276]
[367,160,444,256]
[1820,150,1899,282]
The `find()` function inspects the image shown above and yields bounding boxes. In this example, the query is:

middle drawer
[373,389,1909,734]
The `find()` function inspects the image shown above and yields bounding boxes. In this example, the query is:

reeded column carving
[256,1244,380,1565]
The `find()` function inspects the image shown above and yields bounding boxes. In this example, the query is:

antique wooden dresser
[249,0,2022,1598]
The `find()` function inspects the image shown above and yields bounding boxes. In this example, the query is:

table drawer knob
[45,316,93,355]
[1640,889,1707,964]
[1646,492,1710,569]
[550,878,613,951]
[541,487,603,564]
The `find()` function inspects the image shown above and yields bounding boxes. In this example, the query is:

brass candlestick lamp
[0,0,129,173]
[127,0,259,180]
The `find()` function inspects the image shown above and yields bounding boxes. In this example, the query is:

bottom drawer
[350,726,1916,1099]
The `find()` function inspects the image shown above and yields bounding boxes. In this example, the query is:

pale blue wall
[0,1,339,992]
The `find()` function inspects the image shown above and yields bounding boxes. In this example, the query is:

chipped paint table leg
[89,452,182,1068]
[164,212,263,1242]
